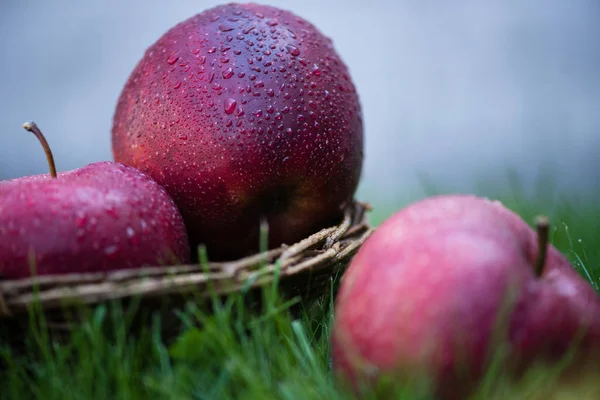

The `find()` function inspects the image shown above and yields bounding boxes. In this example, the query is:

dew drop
[76,213,87,228]
[167,52,180,65]
[224,98,237,114]
[285,44,300,56]
[104,245,119,258]
[222,67,234,79]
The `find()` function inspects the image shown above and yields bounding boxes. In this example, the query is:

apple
[111,3,363,260]
[0,122,191,279]
[331,194,600,399]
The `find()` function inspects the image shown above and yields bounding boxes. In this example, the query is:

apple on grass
[112,3,363,261]
[331,194,600,399]
[0,122,191,279]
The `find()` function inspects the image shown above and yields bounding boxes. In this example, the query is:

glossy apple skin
[112,3,363,260]
[331,195,600,399]
[0,162,190,279]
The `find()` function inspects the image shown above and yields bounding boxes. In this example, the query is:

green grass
[1,187,599,400]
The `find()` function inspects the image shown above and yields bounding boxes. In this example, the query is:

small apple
[0,122,191,279]
[331,194,600,399]
[112,3,363,260]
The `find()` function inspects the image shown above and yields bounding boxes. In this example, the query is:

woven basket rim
[0,200,373,318]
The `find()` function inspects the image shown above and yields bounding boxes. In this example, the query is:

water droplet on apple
[286,44,300,56]
[126,227,135,238]
[243,26,256,34]
[219,24,234,32]
[312,64,321,76]
[105,207,119,219]
[76,213,87,228]
[167,52,180,65]
[224,98,237,114]
[222,67,234,79]
[104,245,119,259]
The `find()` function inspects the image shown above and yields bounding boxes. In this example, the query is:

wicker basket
[0,201,373,341]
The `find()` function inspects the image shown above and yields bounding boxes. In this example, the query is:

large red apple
[0,122,190,279]
[331,194,600,399]
[112,3,363,260]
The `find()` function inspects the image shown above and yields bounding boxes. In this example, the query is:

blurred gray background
[1,0,598,212]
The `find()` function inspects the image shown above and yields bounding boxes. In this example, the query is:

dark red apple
[0,122,190,279]
[331,194,600,399]
[112,3,363,260]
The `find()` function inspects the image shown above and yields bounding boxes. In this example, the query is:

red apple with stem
[0,122,191,279]
[331,194,600,399]
[112,3,363,260]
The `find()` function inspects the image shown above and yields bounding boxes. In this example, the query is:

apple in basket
[331,194,600,399]
[0,122,190,279]
[111,3,364,260]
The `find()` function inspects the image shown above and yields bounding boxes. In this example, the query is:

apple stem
[534,215,550,276]
[22,121,57,179]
